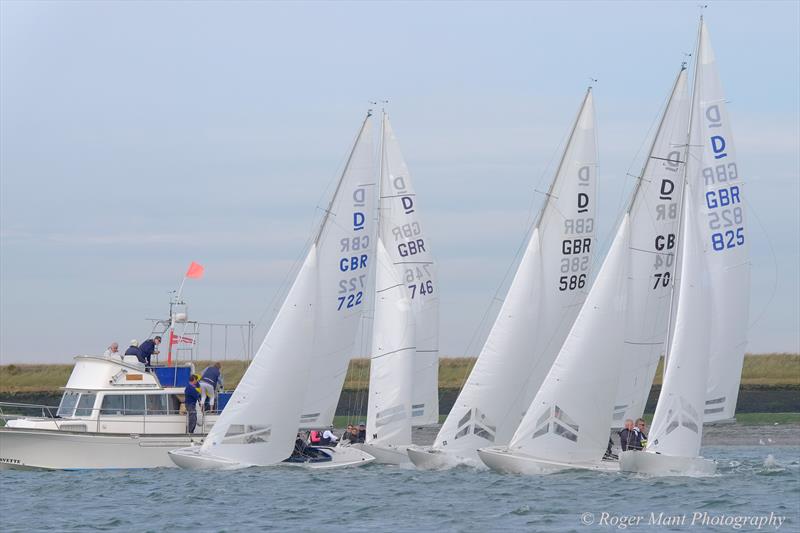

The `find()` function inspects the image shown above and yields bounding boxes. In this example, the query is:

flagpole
[168,275,188,366]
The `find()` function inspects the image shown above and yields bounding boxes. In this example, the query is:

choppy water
[1,427,798,532]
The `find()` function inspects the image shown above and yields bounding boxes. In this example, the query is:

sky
[1,1,798,363]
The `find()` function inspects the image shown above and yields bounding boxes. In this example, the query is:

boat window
[124,395,145,416]
[57,391,80,417]
[146,394,168,415]
[168,395,182,414]
[75,394,97,417]
[101,394,124,415]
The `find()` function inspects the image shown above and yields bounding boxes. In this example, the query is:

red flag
[186,261,204,279]
[170,334,195,345]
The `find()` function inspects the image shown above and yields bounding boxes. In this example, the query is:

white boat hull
[168,443,375,470]
[618,450,716,476]
[284,445,375,470]
[168,446,247,470]
[406,445,484,470]
[351,442,411,465]
[0,428,200,470]
[478,446,617,475]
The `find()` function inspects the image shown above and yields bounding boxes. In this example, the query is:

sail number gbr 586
[559,165,593,292]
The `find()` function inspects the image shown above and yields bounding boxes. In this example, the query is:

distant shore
[1,354,797,416]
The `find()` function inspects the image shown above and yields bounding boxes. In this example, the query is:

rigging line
[370,346,417,361]
[742,194,778,332]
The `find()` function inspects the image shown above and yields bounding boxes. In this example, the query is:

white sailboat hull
[478,446,617,475]
[168,445,247,470]
[284,445,375,470]
[168,443,375,470]
[0,428,200,470]
[406,445,484,470]
[351,442,411,465]
[618,450,716,476]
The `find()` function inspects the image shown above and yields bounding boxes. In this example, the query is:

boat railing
[0,401,61,424]
[0,401,217,435]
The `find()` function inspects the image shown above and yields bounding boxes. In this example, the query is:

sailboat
[408,89,598,469]
[478,67,690,475]
[351,112,438,465]
[621,17,747,475]
[169,113,379,470]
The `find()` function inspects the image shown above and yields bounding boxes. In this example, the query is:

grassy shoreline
[0,353,797,393]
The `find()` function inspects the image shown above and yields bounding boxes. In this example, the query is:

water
[1,427,798,532]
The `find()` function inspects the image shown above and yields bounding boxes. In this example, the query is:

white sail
[647,181,711,457]
[429,90,598,463]
[507,216,629,464]
[380,114,439,425]
[611,68,690,425]
[299,114,377,428]
[690,21,750,423]
[365,239,415,446]
[199,247,318,466]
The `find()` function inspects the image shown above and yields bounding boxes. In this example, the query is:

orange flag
[185,261,204,279]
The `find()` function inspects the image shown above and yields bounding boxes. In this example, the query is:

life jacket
[310,430,321,444]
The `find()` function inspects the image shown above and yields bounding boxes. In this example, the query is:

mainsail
[365,239,415,446]
[690,20,751,423]
[379,113,440,425]
[611,68,690,425]
[299,114,378,428]
[428,89,598,464]
[647,178,711,457]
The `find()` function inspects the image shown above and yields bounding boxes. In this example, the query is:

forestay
[611,68,690,425]
[300,114,377,428]
[431,89,598,462]
[365,240,415,446]
[380,114,439,425]
[690,21,750,423]
[199,247,318,466]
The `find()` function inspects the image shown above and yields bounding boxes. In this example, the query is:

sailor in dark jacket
[124,340,141,357]
[137,336,161,367]
[618,419,639,451]
[184,375,201,433]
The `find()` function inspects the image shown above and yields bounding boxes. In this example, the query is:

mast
[625,66,687,215]
[663,16,704,368]
[532,86,593,229]
[314,110,373,244]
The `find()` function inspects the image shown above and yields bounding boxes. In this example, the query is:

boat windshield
[75,394,97,417]
[57,391,80,417]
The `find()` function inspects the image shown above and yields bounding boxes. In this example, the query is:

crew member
[137,336,161,367]
[184,374,201,433]
[104,342,121,359]
[124,340,140,358]
[199,362,223,412]
[618,419,639,452]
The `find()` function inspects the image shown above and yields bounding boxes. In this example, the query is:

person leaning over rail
[199,362,223,412]
[137,336,161,368]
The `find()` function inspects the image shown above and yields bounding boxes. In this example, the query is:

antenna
[369,99,390,113]
[682,52,692,69]
[588,77,598,89]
